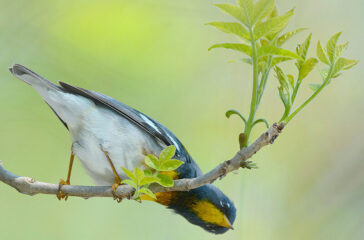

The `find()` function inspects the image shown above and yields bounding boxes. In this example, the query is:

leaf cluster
[277,32,358,123]
[121,145,183,201]
[207,0,306,147]
[207,0,358,147]
[310,32,358,91]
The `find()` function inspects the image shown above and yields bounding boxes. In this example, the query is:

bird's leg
[100,145,122,202]
[57,150,75,200]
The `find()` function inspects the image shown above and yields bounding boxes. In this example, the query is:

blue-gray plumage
[9,64,236,234]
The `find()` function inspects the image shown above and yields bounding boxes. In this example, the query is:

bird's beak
[222,215,234,230]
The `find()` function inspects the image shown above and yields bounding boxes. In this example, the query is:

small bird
[9,64,236,234]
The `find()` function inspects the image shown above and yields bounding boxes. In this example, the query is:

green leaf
[253,8,294,40]
[160,145,176,161]
[121,179,137,189]
[156,173,174,187]
[257,45,301,60]
[134,167,144,181]
[144,154,159,170]
[140,176,159,186]
[275,66,290,92]
[206,22,250,40]
[140,187,156,199]
[252,118,269,128]
[326,32,342,63]
[271,57,292,66]
[277,28,307,47]
[317,41,329,65]
[336,42,349,58]
[160,159,184,171]
[208,43,252,57]
[278,86,289,107]
[298,58,318,80]
[121,167,136,183]
[237,0,254,26]
[144,169,153,176]
[269,5,279,18]
[334,58,359,73]
[296,33,312,63]
[308,83,321,91]
[251,0,275,24]
[215,4,249,27]
[260,38,270,46]
[287,74,294,88]
[225,109,247,123]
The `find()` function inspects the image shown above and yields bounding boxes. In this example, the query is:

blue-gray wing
[59,81,190,161]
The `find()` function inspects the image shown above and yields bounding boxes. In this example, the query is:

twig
[0,123,284,200]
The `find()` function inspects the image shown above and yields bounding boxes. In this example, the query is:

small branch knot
[277,122,285,132]
[270,134,278,144]
[25,177,35,183]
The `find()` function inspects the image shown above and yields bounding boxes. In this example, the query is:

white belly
[43,90,164,185]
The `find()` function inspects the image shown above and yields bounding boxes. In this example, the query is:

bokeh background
[0,0,363,239]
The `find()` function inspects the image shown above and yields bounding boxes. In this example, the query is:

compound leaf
[237,0,254,26]
[296,33,312,64]
[140,187,157,199]
[272,57,292,65]
[140,176,159,186]
[215,4,249,26]
[209,43,252,57]
[160,145,176,161]
[206,22,250,40]
[156,173,174,187]
[317,41,329,65]
[258,45,301,60]
[253,8,294,40]
[251,0,275,24]
[298,57,318,80]
[334,58,359,72]
[277,28,307,47]
[134,167,144,182]
[121,167,136,183]
[144,154,159,170]
[326,32,342,63]
[121,179,137,189]
[159,159,184,171]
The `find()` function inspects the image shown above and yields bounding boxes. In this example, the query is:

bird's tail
[9,64,61,92]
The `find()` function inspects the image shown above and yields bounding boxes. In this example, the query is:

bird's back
[10,64,202,183]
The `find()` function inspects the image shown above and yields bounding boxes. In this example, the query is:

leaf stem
[242,28,259,148]
[291,75,302,104]
[284,64,334,124]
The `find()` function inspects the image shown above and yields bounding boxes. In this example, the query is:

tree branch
[0,123,284,200]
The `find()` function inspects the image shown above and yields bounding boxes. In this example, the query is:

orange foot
[112,177,122,203]
[57,179,70,200]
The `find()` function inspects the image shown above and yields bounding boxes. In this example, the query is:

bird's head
[145,184,236,234]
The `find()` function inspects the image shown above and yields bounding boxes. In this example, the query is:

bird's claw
[57,179,70,200]
[112,191,122,203]
[111,179,122,203]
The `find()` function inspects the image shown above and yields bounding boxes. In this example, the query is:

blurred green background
[0,0,363,239]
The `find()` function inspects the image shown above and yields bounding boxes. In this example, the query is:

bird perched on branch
[9,64,236,234]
